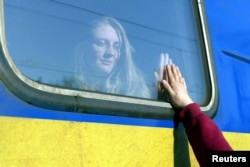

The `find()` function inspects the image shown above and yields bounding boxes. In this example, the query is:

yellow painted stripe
[0,116,250,167]
[224,132,250,150]
[0,116,174,167]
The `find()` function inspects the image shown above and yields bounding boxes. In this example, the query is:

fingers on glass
[166,64,183,84]
[162,53,173,67]
[170,65,187,88]
[176,66,186,87]
[166,65,173,83]
[175,66,182,82]
[158,53,164,81]
[156,53,174,88]
[160,53,172,81]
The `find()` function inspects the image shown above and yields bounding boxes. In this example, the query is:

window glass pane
[4,0,208,104]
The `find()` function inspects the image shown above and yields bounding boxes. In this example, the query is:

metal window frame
[0,0,217,119]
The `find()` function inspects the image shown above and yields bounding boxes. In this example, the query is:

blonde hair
[75,17,150,98]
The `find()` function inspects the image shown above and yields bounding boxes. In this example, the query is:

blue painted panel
[0,82,173,128]
[1,0,250,134]
[205,0,250,133]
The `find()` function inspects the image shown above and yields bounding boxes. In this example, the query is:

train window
[0,0,217,118]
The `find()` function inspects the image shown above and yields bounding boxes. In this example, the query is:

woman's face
[87,24,121,76]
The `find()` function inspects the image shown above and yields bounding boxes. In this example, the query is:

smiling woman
[1,0,217,118]
[75,17,151,98]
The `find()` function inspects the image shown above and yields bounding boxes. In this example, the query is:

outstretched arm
[161,65,232,167]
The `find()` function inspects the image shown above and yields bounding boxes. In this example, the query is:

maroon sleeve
[177,103,232,167]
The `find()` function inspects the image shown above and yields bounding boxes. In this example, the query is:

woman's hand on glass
[154,53,173,95]
[161,65,193,109]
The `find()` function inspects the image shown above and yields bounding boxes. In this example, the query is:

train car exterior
[1,0,250,166]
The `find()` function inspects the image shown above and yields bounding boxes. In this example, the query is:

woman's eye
[93,40,106,47]
[113,43,121,51]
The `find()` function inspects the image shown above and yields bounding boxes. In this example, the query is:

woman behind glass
[75,17,150,98]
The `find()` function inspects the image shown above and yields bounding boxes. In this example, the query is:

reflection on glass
[75,17,150,98]
[4,0,209,104]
